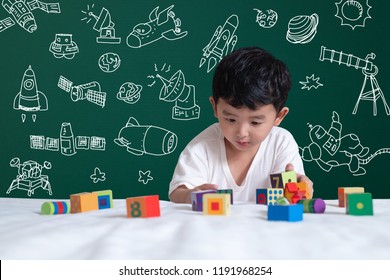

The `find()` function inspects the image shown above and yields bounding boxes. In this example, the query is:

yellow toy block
[93,189,113,209]
[270,170,297,188]
[203,193,231,215]
[338,187,364,207]
[70,192,99,213]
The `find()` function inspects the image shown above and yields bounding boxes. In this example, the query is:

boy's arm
[170,184,218,204]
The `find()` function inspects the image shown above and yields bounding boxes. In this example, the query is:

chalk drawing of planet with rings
[286,13,319,44]
[117,82,143,104]
[98,52,121,73]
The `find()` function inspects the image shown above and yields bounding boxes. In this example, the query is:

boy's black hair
[212,46,291,112]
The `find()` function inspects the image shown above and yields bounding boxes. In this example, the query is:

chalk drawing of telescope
[114,117,178,156]
[126,5,187,48]
[199,14,239,73]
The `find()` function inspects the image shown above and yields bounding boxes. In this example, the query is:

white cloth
[169,123,305,202]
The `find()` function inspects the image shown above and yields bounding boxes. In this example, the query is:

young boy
[169,47,313,203]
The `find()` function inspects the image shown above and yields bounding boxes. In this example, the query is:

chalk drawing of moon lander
[0,0,60,33]
[7,157,52,196]
[319,46,390,116]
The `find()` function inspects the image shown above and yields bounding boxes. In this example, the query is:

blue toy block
[268,204,304,222]
[256,188,268,204]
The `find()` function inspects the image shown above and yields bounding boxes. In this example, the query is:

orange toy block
[70,192,99,213]
[338,187,364,207]
[126,195,160,218]
[203,193,231,215]
[284,182,307,204]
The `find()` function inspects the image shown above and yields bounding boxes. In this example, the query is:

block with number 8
[126,195,160,218]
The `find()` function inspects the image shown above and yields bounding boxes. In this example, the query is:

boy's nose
[236,125,249,138]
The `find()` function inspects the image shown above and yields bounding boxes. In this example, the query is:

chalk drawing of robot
[300,111,390,176]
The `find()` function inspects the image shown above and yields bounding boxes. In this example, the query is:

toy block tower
[93,189,113,209]
[338,187,364,207]
[270,170,296,189]
[256,188,284,205]
[346,193,373,216]
[191,190,217,211]
[126,195,160,218]
[268,204,304,222]
[203,193,231,215]
[70,192,99,213]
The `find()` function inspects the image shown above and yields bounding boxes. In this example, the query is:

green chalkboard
[1,0,389,200]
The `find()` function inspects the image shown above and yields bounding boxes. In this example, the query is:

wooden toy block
[256,188,268,204]
[191,190,216,211]
[41,201,70,215]
[346,193,373,216]
[203,193,231,215]
[284,182,307,204]
[70,192,99,213]
[297,198,326,213]
[338,187,364,207]
[270,170,297,188]
[126,195,160,218]
[93,189,113,209]
[268,204,303,222]
[275,196,290,205]
[216,189,233,204]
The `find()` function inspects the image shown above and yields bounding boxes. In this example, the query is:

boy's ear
[274,107,289,126]
[209,96,218,117]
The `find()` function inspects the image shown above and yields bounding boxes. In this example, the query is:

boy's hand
[285,163,314,198]
[170,184,218,204]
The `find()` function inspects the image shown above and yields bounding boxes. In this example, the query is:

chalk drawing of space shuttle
[0,0,60,33]
[199,14,239,73]
[126,5,188,48]
[114,117,178,156]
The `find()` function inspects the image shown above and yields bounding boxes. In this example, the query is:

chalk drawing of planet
[286,13,319,44]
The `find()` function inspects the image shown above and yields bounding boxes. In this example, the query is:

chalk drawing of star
[138,170,153,185]
[299,74,323,90]
[90,167,106,183]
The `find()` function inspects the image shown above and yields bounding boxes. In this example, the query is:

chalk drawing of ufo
[335,0,371,30]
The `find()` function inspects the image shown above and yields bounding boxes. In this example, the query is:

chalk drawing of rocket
[0,0,60,33]
[13,65,48,122]
[199,14,239,73]
[126,5,188,48]
[114,117,178,156]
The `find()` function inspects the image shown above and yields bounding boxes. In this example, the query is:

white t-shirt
[169,123,305,202]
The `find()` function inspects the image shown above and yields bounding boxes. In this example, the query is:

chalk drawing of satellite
[199,14,239,73]
[0,0,60,33]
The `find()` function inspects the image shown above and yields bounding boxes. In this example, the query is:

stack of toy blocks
[203,193,231,215]
[126,195,160,218]
[256,188,284,205]
[191,190,217,211]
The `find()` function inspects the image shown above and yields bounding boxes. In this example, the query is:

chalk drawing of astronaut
[300,111,390,176]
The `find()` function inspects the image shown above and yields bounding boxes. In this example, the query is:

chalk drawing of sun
[335,0,372,30]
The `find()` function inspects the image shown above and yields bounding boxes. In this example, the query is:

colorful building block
[93,189,113,209]
[216,189,233,204]
[41,201,70,215]
[268,204,303,222]
[70,192,99,213]
[346,193,373,216]
[256,188,284,205]
[338,187,364,207]
[203,193,231,215]
[270,170,297,188]
[297,198,326,213]
[191,190,216,211]
[284,182,307,204]
[126,195,160,218]
[275,196,290,205]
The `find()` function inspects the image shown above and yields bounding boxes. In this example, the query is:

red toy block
[284,182,307,204]
[126,195,160,218]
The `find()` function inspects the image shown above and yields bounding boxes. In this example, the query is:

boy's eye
[251,121,262,126]
[225,118,236,123]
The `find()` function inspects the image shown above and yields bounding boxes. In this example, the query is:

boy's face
[210,97,289,153]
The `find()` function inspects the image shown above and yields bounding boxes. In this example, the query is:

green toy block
[346,193,373,216]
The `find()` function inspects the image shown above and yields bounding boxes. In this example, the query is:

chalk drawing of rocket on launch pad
[300,111,390,176]
[0,0,60,33]
[13,65,48,122]
[199,14,239,73]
